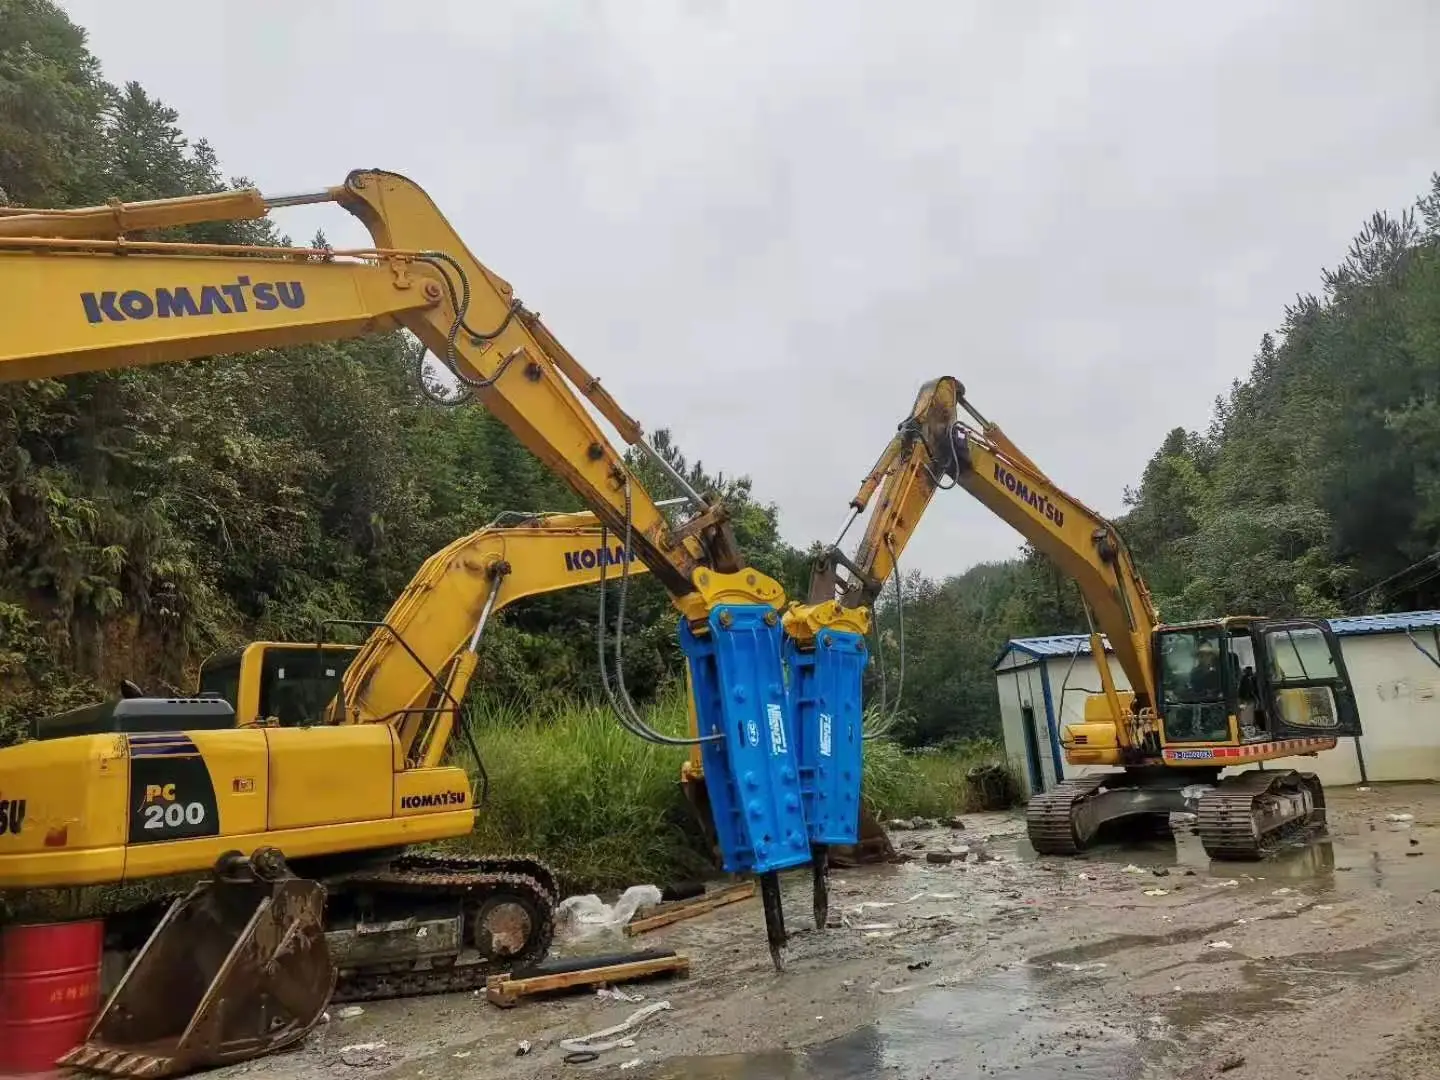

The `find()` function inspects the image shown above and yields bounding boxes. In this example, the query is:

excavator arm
[328,510,653,769]
[784,375,962,643]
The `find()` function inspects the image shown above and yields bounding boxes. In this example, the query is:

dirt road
[237,783,1440,1080]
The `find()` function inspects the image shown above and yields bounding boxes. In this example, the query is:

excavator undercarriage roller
[59,847,333,1079]
[1026,769,1329,861]
[323,853,557,1002]
[1196,770,1326,860]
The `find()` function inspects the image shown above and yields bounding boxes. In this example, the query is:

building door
[1021,703,1045,794]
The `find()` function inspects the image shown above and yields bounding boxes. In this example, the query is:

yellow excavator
[3,510,650,1074]
[863,381,1362,859]
[0,171,810,1072]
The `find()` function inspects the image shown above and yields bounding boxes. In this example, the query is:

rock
[1216,1053,1245,1073]
[888,818,914,831]
[926,851,956,865]
[946,816,967,830]
[1152,867,1170,877]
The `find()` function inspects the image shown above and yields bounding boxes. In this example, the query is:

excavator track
[325,853,558,1003]
[1025,775,1109,856]
[1196,770,1326,860]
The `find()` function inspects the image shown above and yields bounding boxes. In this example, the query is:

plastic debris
[516,1041,532,1057]
[619,1060,644,1071]
[1121,864,1146,874]
[560,1001,672,1058]
[1386,813,1415,823]
[1205,941,1233,950]
[597,987,645,1003]
[1272,887,1295,896]
[1143,889,1169,897]
[1052,962,1107,972]
[336,1006,365,1020]
[557,886,664,942]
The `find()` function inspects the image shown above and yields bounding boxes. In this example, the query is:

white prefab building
[992,611,1440,797]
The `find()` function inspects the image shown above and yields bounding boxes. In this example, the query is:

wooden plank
[624,881,757,936]
[485,953,691,1007]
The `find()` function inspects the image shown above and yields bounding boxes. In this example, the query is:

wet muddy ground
[236,783,1440,1080]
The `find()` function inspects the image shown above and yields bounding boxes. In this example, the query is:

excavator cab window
[197,645,358,726]
[256,646,358,727]
[1252,619,1363,739]
[1156,626,1232,743]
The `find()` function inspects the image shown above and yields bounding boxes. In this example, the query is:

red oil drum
[0,920,104,1076]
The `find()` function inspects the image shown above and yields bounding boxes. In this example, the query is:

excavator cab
[1155,617,1362,748]
[196,642,360,727]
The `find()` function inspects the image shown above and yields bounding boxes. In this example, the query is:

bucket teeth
[56,1046,171,1078]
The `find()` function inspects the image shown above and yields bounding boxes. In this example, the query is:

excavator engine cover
[58,847,334,1079]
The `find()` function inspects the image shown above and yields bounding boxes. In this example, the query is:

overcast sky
[61,0,1440,577]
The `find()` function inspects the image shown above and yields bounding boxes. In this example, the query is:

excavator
[0,171,830,1071]
[2,509,652,1075]
[839,380,1362,861]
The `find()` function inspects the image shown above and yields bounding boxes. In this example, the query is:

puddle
[1155,938,1437,1037]
[637,970,1144,1079]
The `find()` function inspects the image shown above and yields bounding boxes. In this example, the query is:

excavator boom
[948,405,1158,715]
[0,174,737,606]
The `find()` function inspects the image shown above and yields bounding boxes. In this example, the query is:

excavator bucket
[58,847,334,1079]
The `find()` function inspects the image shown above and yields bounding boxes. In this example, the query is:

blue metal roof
[993,610,1440,669]
[1327,610,1440,637]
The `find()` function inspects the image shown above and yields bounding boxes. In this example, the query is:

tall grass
[454,690,712,892]
[449,692,1020,893]
[862,736,1012,822]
